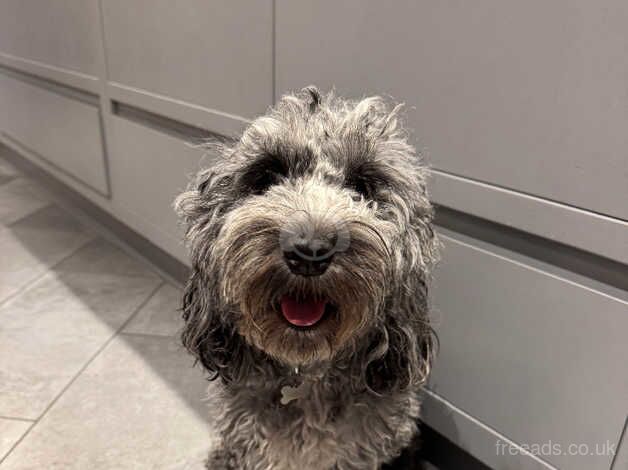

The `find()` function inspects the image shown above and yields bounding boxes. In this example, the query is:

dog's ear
[366,273,436,394]
[367,171,438,394]
[181,270,250,383]
[174,163,234,238]
[175,143,250,383]
[388,187,439,391]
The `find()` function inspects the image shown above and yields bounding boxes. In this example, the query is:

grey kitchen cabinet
[0,70,108,195]
[0,0,103,80]
[101,0,273,133]
[105,113,206,261]
[275,0,628,222]
[428,231,627,470]
[0,1,273,264]
[0,2,626,469]
[0,0,108,194]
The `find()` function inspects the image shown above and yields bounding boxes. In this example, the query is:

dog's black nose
[282,236,335,277]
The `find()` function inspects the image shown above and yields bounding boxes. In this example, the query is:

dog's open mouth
[280,295,330,328]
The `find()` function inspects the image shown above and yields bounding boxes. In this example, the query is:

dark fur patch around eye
[345,162,390,200]
[238,154,288,195]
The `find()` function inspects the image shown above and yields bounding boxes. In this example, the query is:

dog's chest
[222,379,418,470]
[255,382,365,468]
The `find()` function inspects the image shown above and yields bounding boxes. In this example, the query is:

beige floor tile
[2,335,213,470]
[0,239,162,419]
[0,178,52,226]
[0,418,31,462]
[0,205,94,303]
[55,237,161,280]
[124,283,183,337]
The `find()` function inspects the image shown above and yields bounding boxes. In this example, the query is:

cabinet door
[0,73,108,194]
[106,114,205,261]
[427,232,628,470]
[276,1,628,220]
[0,0,102,78]
[102,0,273,121]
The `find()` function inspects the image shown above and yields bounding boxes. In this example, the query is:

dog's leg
[206,437,267,470]
[205,442,239,470]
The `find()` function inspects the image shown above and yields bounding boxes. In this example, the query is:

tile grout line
[0,281,165,466]
[0,423,36,466]
[0,416,35,423]
[35,280,166,423]
[41,188,184,289]
[4,200,54,228]
[0,235,95,310]
[1,203,164,311]
[2,155,185,288]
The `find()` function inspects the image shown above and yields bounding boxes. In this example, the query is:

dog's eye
[347,177,376,200]
[345,163,388,201]
[250,170,283,194]
[239,156,287,195]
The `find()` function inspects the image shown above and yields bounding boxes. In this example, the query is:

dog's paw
[205,447,239,470]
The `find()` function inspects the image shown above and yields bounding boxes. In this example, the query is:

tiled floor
[0,155,214,469]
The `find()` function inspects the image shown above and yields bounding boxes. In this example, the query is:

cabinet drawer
[428,232,628,470]
[0,72,108,194]
[107,114,205,261]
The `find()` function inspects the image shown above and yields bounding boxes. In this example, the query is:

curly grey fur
[175,87,439,470]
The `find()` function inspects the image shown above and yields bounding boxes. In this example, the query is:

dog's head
[176,87,438,390]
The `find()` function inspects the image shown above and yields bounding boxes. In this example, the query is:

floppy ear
[366,272,436,394]
[366,162,439,394]
[181,270,250,383]
[174,165,234,244]
[175,146,250,383]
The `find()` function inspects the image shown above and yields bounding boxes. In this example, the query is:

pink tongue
[280,296,326,327]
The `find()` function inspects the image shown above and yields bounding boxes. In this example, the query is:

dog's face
[176,88,438,375]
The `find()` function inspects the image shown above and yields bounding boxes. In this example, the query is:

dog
[175,87,439,470]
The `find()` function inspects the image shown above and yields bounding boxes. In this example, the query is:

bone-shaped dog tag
[280,382,308,405]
